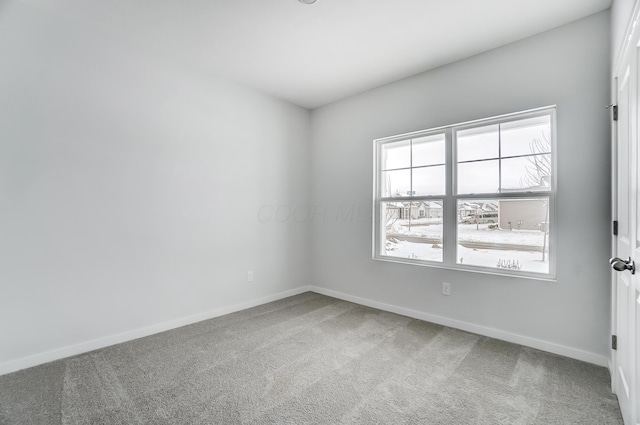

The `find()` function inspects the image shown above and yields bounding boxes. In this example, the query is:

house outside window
[373,106,556,278]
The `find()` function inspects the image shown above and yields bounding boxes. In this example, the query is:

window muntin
[455,115,552,195]
[374,106,555,279]
[380,133,446,197]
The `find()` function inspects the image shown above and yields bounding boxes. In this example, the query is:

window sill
[373,255,557,282]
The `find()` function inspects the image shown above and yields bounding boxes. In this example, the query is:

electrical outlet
[247,271,254,282]
[442,282,451,296]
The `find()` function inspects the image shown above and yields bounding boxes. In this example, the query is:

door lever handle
[610,257,636,274]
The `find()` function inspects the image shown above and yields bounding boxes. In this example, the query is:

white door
[612,34,639,425]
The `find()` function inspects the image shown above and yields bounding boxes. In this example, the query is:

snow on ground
[388,220,545,246]
[385,218,549,273]
[386,240,443,262]
[386,240,549,273]
[457,245,548,273]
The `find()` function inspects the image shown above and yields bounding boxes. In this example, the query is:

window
[373,106,555,278]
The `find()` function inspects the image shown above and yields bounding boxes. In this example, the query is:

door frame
[612,3,640,424]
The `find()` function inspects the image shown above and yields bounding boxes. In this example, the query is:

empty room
[1,0,638,423]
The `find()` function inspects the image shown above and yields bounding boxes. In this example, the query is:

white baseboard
[309,286,610,368]
[1,284,609,376]
[0,286,313,376]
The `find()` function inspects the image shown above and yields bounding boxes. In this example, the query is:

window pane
[501,155,551,191]
[381,140,410,170]
[501,115,551,158]
[413,165,445,196]
[381,169,410,197]
[382,201,443,262]
[374,107,555,277]
[457,160,499,194]
[456,198,550,274]
[456,124,499,162]
[413,134,445,167]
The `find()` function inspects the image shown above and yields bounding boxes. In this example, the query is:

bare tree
[383,174,400,229]
[385,203,400,229]
[519,130,551,189]
[518,129,551,262]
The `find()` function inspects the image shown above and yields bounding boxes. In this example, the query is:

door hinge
[613,105,618,121]
[613,220,618,236]
[612,335,617,350]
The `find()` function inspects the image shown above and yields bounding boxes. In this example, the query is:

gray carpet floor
[0,292,623,424]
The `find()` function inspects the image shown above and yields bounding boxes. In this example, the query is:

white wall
[0,2,615,374]
[310,11,612,363]
[0,3,310,372]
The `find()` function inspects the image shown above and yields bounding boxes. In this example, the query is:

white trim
[309,286,609,367]
[1,284,609,376]
[610,72,620,394]
[0,286,313,377]
[373,106,557,280]
[374,105,556,144]
[613,0,640,77]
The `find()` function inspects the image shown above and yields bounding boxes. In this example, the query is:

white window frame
[373,106,557,280]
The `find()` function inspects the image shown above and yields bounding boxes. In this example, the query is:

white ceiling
[24,0,612,109]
